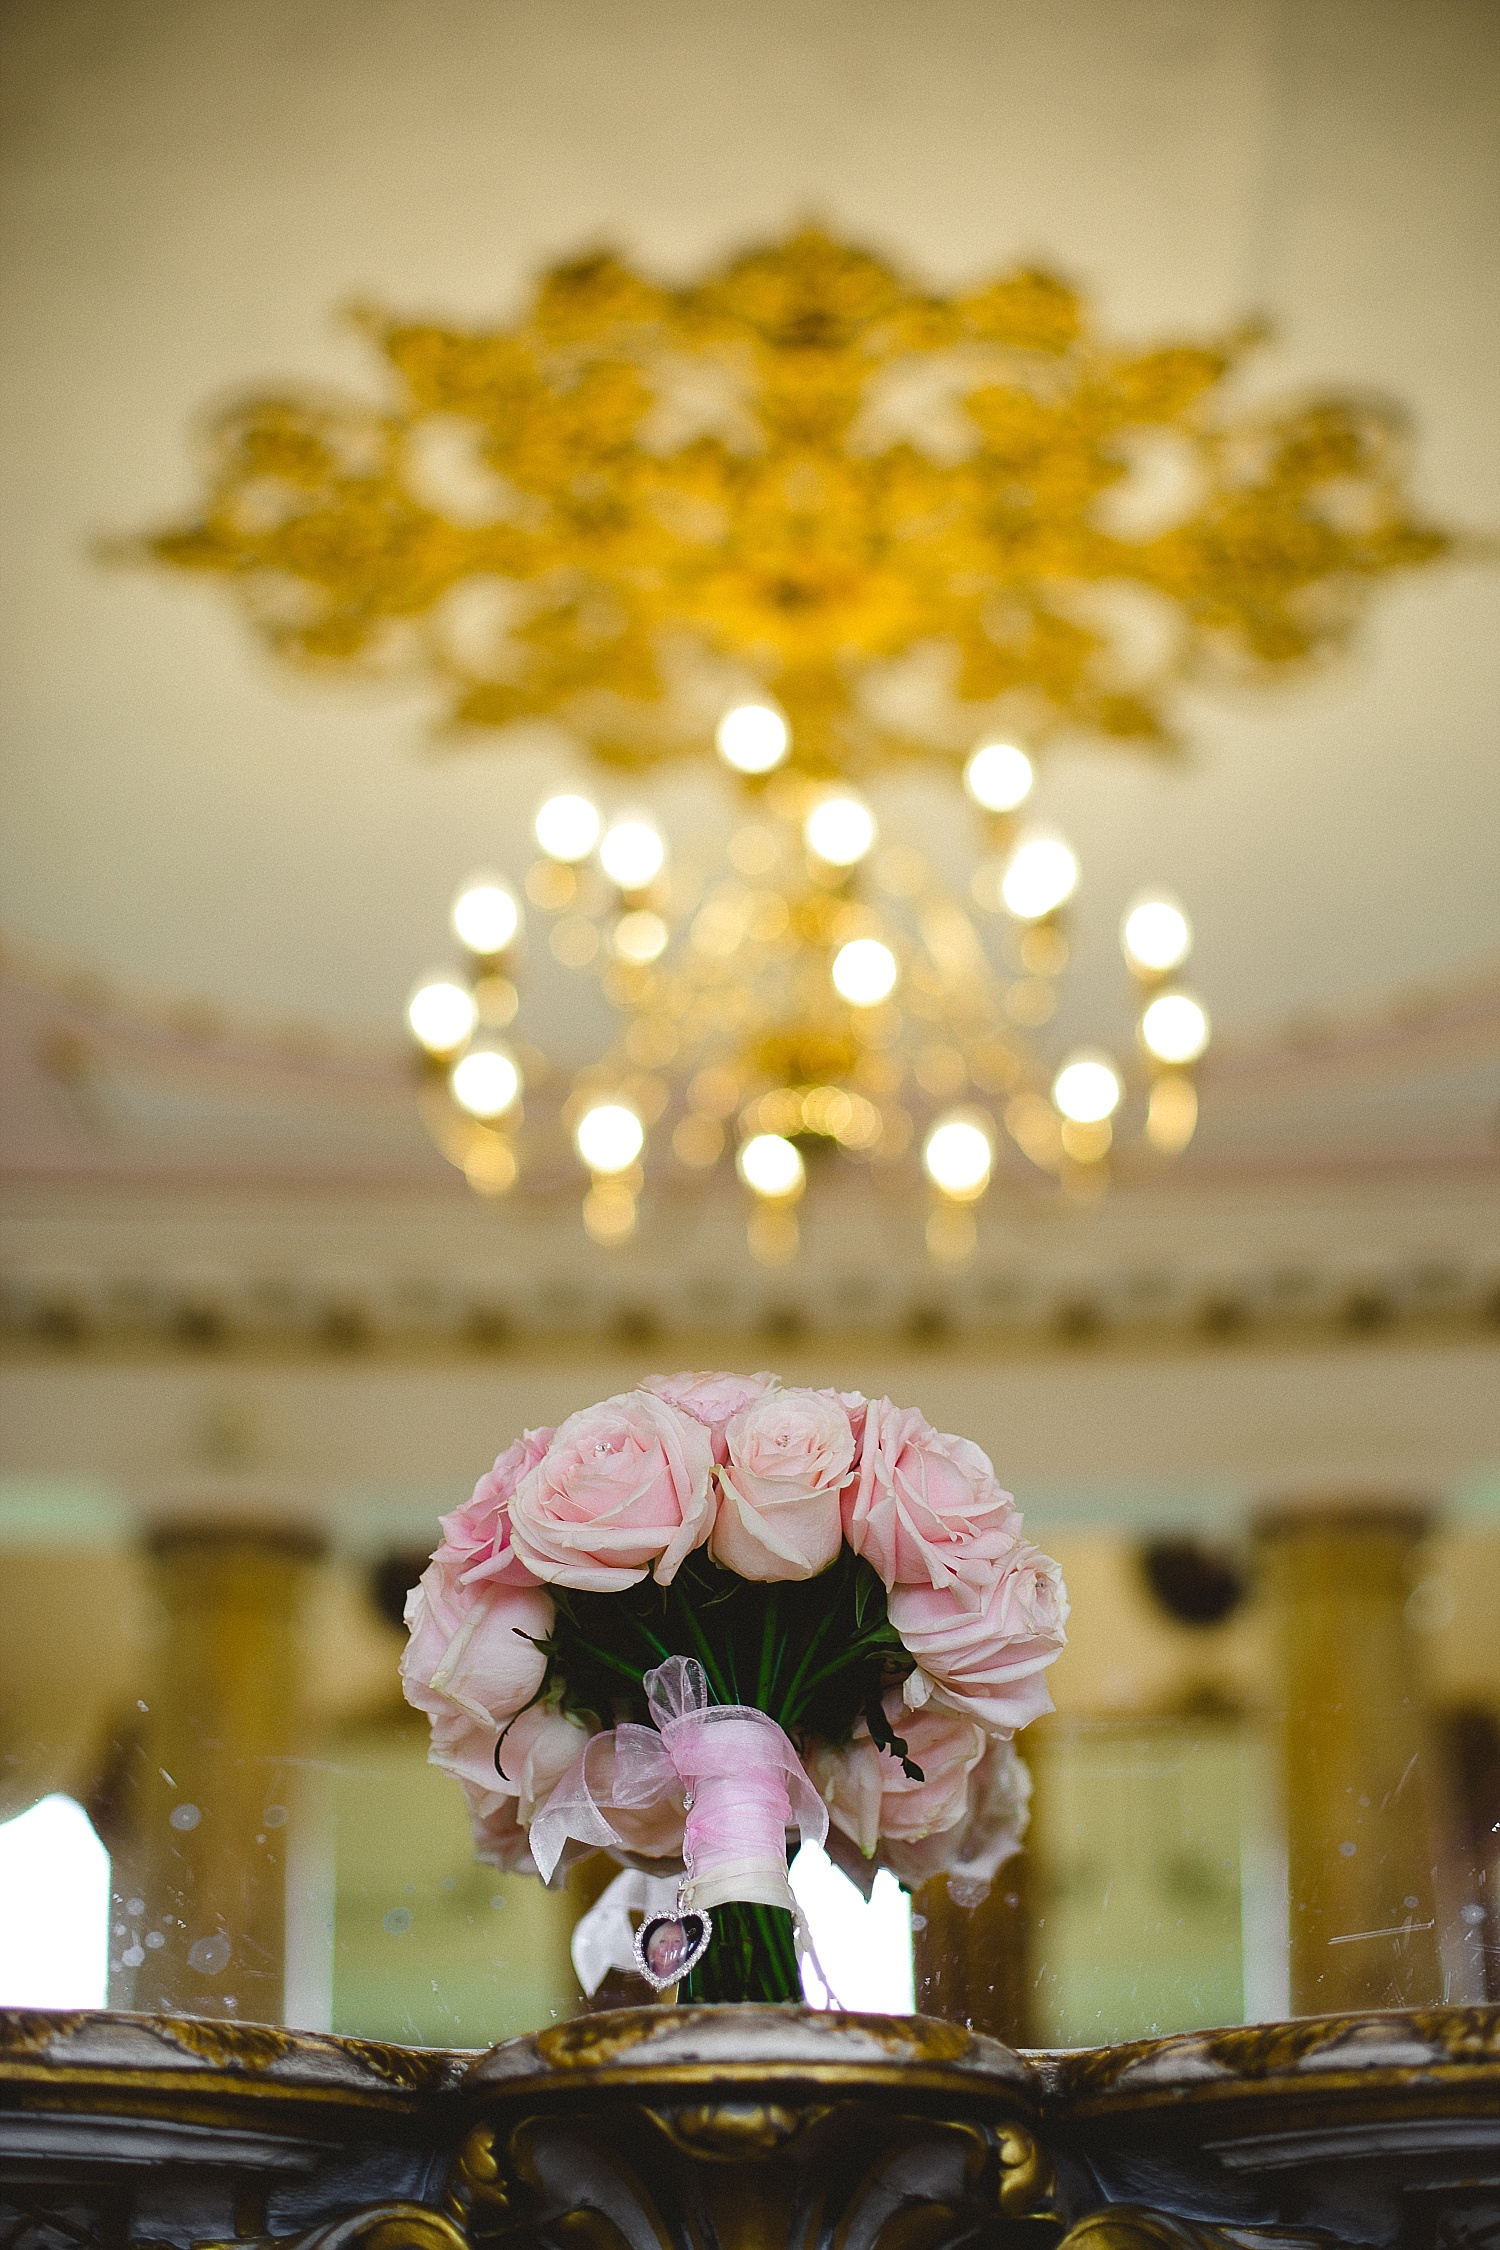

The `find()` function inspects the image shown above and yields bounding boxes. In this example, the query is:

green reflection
[1027,1714,1260,2044]
[322,1712,578,2046]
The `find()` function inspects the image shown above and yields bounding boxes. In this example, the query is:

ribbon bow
[530,1655,828,1921]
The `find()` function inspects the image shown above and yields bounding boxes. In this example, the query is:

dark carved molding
[2,2005,1498,2249]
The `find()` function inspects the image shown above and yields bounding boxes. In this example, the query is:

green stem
[775,1604,839,1720]
[755,1587,779,1712]
[785,1630,899,1724]
[564,1634,649,1688]
[668,1579,732,1704]
[682,1899,800,2003]
[752,1901,800,1991]
[628,1614,674,1667]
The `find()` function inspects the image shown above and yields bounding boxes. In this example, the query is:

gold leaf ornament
[138,229,1456,779]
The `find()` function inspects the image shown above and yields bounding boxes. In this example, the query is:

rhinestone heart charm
[634,1908,713,1991]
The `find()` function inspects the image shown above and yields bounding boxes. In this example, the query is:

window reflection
[0,1794,110,2008]
[791,1846,914,2013]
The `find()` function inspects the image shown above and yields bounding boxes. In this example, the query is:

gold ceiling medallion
[136,231,1464,1256]
[140,227,1451,778]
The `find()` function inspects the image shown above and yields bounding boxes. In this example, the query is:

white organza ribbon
[529,1654,828,1921]
[570,1868,683,1996]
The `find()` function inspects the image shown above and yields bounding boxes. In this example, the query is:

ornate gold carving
[659,2101,808,2156]
[9,2005,1500,2250]
[99,2005,460,2094]
[1055,2213,1236,2250]
[138,2018,314,2073]
[487,2110,677,2250]
[136,228,1458,779]
[0,2008,467,2121]
[331,2037,471,2095]
[435,2098,1055,2250]
[830,2114,1058,2250]
[1057,2003,1500,2106]
[995,2122,1056,2219]
[443,2121,519,2232]
[0,2008,93,2055]
[287,2207,471,2250]
[528,2003,978,2076]
[531,2012,680,2070]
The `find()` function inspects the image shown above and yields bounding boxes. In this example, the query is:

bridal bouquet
[402,1371,1067,2003]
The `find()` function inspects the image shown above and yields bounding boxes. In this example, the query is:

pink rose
[462,1783,542,1876]
[509,1390,716,1591]
[810,1693,986,1859]
[438,1429,552,1588]
[426,1705,514,1801]
[496,1703,593,1822]
[881,1736,1032,1899]
[640,1370,776,1463]
[815,1387,868,1448]
[710,1387,855,1581]
[843,1399,1024,1599]
[888,1545,1068,1731]
[401,1556,553,1729]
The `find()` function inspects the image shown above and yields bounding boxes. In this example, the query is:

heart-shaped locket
[634,1908,713,1991]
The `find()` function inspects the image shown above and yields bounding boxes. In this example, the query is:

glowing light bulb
[738,1132,805,1199]
[1141,991,1210,1064]
[717,703,789,774]
[407,978,477,1054]
[535,794,601,863]
[1122,895,1192,975]
[611,909,669,963]
[583,1179,637,1244]
[923,1117,992,1199]
[832,937,898,1006]
[805,796,876,867]
[450,1044,521,1119]
[1052,1053,1122,1124]
[1001,835,1078,920]
[575,1102,644,1173]
[451,880,521,956]
[1146,1075,1198,1153]
[964,741,1033,813]
[599,818,665,892]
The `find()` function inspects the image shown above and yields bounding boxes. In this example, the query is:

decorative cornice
[2,1265,1496,1365]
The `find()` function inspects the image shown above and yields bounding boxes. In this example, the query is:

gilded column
[107,1521,324,2022]
[1255,1496,1441,2013]
[913,1861,1032,2041]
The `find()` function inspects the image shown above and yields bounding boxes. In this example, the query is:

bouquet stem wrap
[530,1655,828,1919]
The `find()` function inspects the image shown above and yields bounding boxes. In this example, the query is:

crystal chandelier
[405,711,1208,1260]
[133,225,1454,1260]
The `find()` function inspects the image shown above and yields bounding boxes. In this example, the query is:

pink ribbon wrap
[528,1655,828,1918]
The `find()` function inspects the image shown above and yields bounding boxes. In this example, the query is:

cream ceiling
[1,0,1498,1431]
[2,0,1497,1026]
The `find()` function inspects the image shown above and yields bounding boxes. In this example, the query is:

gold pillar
[108,1522,323,2023]
[913,1861,1032,2042]
[1256,1496,1441,2013]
